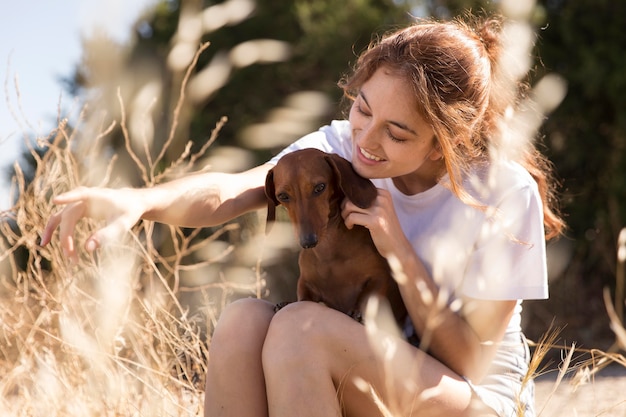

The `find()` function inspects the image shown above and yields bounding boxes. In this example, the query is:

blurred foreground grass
[0,63,269,413]
[0,121,221,416]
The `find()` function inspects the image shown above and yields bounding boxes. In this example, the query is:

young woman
[42,14,563,417]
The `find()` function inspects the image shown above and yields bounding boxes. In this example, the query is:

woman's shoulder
[466,158,539,206]
[269,120,352,164]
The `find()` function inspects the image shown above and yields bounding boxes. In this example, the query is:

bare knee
[214,297,274,328]
[262,302,329,370]
[210,297,275,356]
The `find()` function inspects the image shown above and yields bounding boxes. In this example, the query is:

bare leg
[204,298,275,417]
[262,301,489,417]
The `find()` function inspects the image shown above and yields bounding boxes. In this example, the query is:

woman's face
[349,67,443,194]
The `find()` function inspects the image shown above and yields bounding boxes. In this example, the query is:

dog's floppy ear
[324,154,378,208]
[264,168,280,234]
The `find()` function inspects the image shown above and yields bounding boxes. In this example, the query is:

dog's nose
[300,233,318,249]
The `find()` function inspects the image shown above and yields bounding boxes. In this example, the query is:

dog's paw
[273,301,292,312]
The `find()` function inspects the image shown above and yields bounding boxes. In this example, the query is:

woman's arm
[140,164,271,227]
[42,163,272,260]
[393,249,516,382]
[342,188,516,382]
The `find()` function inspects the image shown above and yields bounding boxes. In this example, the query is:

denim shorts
[464,332,535,417]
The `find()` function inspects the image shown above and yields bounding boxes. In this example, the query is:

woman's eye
[276,193,290,202]
[387,129,405,143]
[313,183,326,194]
[356,104,370,116]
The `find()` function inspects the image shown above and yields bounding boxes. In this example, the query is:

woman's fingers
[41,189,91,250]
[341,190,403,259]
[42,187,134,262]
[58,202,86,263]
[85,217,132,252]
[41,210,63,246]
[342,199,373,230]
[52,186,91,205]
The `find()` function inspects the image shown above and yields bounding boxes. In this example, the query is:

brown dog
[265,148,406,322]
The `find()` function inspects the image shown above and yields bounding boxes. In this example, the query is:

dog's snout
[300,233,318,249]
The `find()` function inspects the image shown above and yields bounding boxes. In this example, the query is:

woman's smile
[358,147,385,163]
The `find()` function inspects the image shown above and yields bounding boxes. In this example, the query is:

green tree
[526,0,626,346]
[63,0,412,187]
[540,0,626,269]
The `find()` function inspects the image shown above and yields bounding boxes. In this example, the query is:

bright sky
[0,0,156,210]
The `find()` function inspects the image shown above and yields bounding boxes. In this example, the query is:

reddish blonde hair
[339,15,564,240]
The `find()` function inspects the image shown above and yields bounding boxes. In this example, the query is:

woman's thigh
[263,300,486,417]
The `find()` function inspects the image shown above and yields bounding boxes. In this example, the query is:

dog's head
[264,149,377,248]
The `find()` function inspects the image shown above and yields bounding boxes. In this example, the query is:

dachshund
[265,148,406,323]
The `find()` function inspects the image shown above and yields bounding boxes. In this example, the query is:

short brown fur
[265,148,406,322]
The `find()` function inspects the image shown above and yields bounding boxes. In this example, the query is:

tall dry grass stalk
[0,43,266,416]
[520,224,626,415]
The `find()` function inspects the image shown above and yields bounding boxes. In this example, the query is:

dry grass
[0,44,266,416]
[527,250,626,417]
[1,129,199,416]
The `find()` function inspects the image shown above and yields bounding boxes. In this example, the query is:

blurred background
[2,0,625,356]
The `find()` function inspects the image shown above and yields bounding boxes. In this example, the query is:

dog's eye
[276,193,290,202]
[313,183,326,194]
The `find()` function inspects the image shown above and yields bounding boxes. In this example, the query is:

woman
[42,14,563,417]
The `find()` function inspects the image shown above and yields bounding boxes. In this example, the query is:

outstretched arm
[42,163,272,261]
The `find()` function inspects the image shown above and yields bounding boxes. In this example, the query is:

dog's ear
[264,168,280,234]
[324,154,378,208]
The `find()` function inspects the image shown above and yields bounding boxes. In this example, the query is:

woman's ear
[429,140,444,161]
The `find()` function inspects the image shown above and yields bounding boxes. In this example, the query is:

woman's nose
[356,124,379,148]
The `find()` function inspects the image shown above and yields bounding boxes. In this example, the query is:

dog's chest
[298,239,390,282]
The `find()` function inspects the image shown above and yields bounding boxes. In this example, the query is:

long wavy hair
[339,15,564,240]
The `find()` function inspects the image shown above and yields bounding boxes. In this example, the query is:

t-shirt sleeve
[267,120,353,164]
[461,181,549,301]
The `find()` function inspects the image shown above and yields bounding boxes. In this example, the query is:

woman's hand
[341,188,413,261]
[41,186,145,262]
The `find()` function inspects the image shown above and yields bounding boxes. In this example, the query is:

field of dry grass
[0,116,223,416]
[536,363,626,416]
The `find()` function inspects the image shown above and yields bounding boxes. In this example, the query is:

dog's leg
[273,301,292,312]
[348,310,364,323]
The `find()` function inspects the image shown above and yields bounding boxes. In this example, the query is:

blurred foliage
[62,0,412,181]
[519,0,626,347]
[539,0,626,276]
